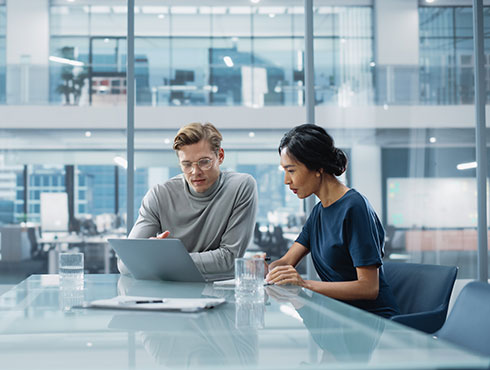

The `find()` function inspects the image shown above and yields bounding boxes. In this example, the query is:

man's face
[177,140,224,193]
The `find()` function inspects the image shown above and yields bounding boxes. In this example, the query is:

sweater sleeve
[128,187,162,239]
[117,186,163,275]
[189,175,258,275]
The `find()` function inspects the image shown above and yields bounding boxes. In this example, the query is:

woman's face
[280,147,320,199]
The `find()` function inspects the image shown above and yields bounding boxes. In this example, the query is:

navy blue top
[296,189,399,318]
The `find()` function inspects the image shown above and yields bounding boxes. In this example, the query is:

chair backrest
[383,262,457,315]
[436,281,490,357]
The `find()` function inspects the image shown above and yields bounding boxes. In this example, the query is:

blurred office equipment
[0,224,45,283]
[384,262,458,334]
[383,225,409,261]
[436,281,490,357]
[253,223,289,259]
[0,225,31,261]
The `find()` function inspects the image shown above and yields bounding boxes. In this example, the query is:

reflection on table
[0,274,488,369]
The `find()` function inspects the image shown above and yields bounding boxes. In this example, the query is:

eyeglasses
[180,158,214,173]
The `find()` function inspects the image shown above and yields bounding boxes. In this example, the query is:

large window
[420,6,490,104]
[49,4,373,107]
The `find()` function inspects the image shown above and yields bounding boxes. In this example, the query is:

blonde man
[119,123,258,278]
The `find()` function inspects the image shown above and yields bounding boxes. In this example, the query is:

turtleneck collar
[185,172,224,200]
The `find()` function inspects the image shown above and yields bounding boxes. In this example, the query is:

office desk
[0,274,488,370]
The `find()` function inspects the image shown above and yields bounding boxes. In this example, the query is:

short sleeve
[345,202,384,268]
[295,206,318,250]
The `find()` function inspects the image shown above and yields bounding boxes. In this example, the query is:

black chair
[436,281,490,357]
[383,262,458,334]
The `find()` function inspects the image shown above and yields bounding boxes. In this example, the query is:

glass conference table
[0,274,489,370]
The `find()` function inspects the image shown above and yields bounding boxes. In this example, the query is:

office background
[1,0,489,283]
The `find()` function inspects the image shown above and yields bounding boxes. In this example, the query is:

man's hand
[150,230,170,239]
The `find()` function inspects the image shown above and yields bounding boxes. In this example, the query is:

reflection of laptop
[108,238,207,282]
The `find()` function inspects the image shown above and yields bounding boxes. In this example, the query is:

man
[118,122,258,278]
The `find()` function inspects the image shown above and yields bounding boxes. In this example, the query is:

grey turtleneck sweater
[123,171,258,276]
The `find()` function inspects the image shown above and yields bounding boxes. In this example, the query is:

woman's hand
[253,253,269,276]
[266,265,306,287]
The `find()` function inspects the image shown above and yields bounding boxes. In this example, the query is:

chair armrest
[390,306,448,334]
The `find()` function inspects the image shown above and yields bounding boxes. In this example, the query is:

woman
[266,124,399,318]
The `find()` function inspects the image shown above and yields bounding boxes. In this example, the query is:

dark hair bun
[279,123,348,177]
[332,148,347,176]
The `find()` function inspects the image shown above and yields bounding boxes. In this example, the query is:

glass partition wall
[0,3,5,104]
[0,1,488,283]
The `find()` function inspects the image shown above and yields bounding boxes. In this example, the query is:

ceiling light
[425,0,435,3]
[269,13,275,18]
[251,0,261,4]
[457,161,477,170]
[158,14,165,19]
[429,137,437,143]
[369,61,376,67]
[85,131,92,138]
[164,138,171,144]
[223,56,234,67]
[248,132,255,138]
[49,56,84,67]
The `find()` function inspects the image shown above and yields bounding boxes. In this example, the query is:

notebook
[108,238,209,282]
[79,295,225,313]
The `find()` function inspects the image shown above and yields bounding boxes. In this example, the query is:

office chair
[436,281,490,357]
[383,261,458,334]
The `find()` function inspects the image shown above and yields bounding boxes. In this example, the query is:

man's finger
[157,230,170,239]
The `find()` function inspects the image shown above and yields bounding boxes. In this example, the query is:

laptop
[108,238,209,282]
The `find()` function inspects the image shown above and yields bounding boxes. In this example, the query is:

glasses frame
[180,157,215,174]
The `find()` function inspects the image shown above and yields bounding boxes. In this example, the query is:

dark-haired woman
[266,124,399,318]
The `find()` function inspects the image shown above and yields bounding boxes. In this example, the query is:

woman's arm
[267,264,380,301]
[268,242,310,271]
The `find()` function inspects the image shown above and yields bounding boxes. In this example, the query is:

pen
[120,299,165,305]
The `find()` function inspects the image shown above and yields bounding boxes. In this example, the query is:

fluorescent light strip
[200,6,227,15]
[141,6,168,14]
[457,161,477,170]
[171,6,198,15]
[289,6,304,14]
[257,7,286,15]
[113,156,128,170]
[49,56,84,67]
[223,56,234,67]
[90,6,111,14]
[229,6,254,15]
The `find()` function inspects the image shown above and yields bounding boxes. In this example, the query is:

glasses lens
[181,163,192,173]
[198,159,212,170]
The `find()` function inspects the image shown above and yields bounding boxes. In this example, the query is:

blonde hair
[173,122,223,153]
